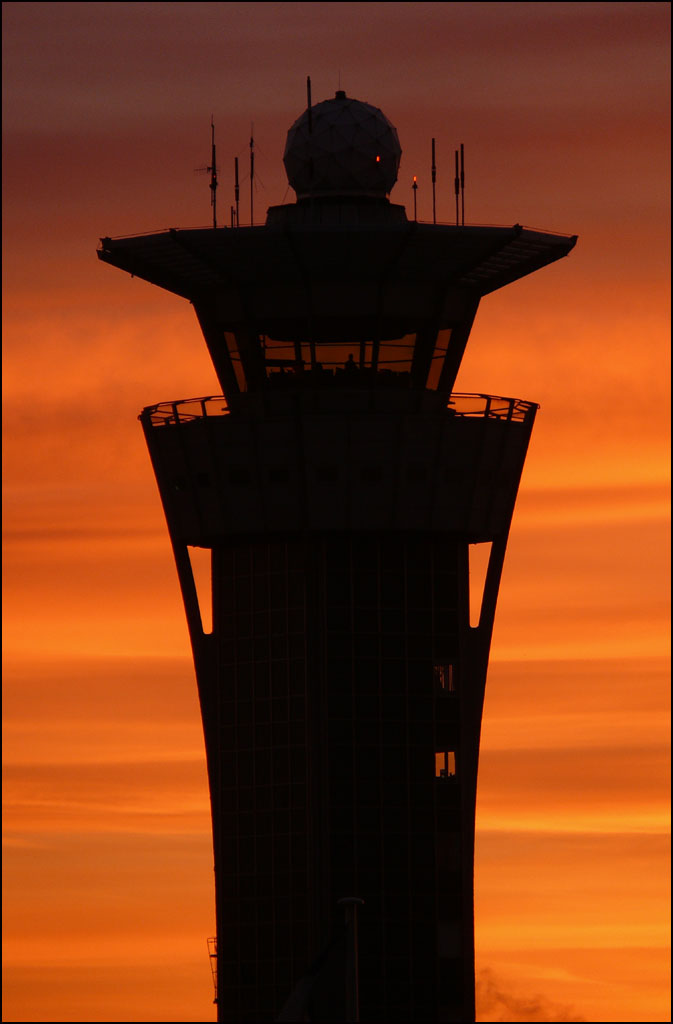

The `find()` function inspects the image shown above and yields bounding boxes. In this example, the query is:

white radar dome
[283,90,402,199]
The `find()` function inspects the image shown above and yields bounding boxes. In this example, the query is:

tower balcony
[140,392,536,544]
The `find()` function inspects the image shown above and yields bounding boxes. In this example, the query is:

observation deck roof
[98,219,576,304]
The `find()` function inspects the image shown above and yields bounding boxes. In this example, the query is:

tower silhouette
[99,91,576,1023]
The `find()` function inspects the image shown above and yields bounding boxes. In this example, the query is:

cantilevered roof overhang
[98,220,576,312]
[98,218,577,394]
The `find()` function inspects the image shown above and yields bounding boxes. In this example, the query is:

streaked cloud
[3,2,669,1022]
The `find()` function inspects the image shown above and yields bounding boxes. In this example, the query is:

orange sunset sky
[3,3,670,1022]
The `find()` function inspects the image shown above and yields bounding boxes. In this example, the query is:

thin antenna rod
[250,127,254,226]
[234,157,240,226]
[431,138,436,225]
[306,76,315,187]
[209,116,217,229]
[460,143,465,226]
[412,176,418,221]
[454,149,460,226]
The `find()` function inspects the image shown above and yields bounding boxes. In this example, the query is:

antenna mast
[460,143,465,226]
[412,176,418,221]
[250,128,254,226]
[209,117,217,229]
[306,76,314,187]
[454,149,460,226]
[431,138,436,225]
[234,156,240,226]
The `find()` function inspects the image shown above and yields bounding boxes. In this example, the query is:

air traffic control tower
[99,91,576,1022]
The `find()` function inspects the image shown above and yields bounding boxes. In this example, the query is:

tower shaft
[99,86,576,1024]
[141,389,535,1021]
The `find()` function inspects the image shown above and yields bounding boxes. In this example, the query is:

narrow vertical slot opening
[187,545,213,635]
[468,542,492,628]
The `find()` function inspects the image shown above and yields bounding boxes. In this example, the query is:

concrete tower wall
[141,391,536,1022]
[141,392,534,544]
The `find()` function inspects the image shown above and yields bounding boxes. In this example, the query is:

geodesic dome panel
[283,91,402,198]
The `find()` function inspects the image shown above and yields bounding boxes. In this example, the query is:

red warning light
[376,155,381,163]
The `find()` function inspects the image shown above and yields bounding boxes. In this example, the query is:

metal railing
[141,396,230,426]
[448,394,536,422]
[100,221,575,245]
[141,392,536,427]
[207,936,217,1004]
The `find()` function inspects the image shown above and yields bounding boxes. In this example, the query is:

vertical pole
[455,149,460,226]
[250,130,254,226]
[412,176,418,221]
[338,897,364,1023]
[210,117,217,229]
[307,76,314,186]
[460,142,465,226]
[431,137,436,225]
[234,157,240,227]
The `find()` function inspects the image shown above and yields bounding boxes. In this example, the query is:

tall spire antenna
[460,143,465,226]
[210,116,217,229]
[250,127,254,226]
[234,156,240,226]
[194,119,219,227]
[412,175,418,221]
[431,138,437,225]
[454,150,460,226]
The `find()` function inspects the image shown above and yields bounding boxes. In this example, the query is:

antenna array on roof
[198,85,467,229]
[411,138,466,224]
